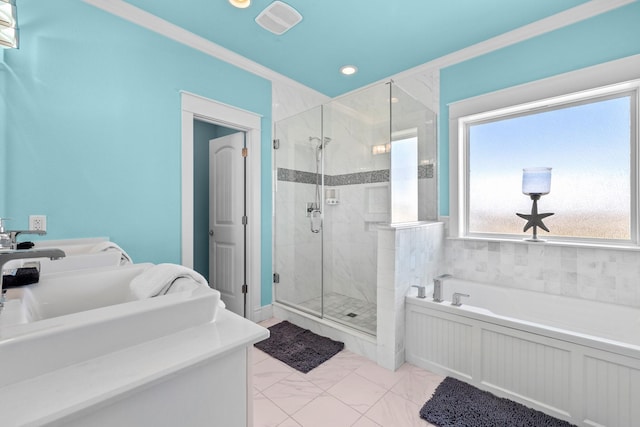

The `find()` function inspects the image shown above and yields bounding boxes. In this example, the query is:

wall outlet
[29,215,47,232]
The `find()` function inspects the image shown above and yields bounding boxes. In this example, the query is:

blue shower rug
[254,321,344,373]
[420,377,577,427]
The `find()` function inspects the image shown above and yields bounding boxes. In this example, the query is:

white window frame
[449,54,640,246]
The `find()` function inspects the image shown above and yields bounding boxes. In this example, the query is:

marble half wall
[376,221,445,371]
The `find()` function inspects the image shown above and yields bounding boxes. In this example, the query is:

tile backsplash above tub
[445,237,640,308]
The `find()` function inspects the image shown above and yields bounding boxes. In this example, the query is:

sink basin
[39,251,123,274]
[0,263,220,388]
[36,237,128,273]
[33,237,111,255]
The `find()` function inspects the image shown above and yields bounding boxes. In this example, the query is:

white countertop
[0,309,269,426]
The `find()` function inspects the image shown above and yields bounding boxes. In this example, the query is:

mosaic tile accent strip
[326,169,389,186]
[277,168,320,185]
[278,166,434,186]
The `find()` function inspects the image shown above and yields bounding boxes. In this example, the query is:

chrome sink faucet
[7,230,46,250]
[0,249,66,311]
[433,274,452,302]
[0,218,47,250]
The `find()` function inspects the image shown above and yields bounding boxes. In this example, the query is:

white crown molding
[83,0,327,100]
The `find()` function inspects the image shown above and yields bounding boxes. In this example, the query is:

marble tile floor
[297,292,377,335]
[253,318,443,427]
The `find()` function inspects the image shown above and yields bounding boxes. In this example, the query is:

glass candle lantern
[522,167,552,195]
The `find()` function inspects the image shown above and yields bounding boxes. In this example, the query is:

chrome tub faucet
[412,284,426,298]
[432,274,452,302]
[451,292,470,307]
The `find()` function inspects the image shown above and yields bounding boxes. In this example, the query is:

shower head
[309,136,332,149]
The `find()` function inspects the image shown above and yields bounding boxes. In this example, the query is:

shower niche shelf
[364,183,389,224]
[325,188,340,205]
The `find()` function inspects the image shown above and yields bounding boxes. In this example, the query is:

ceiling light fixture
[340,65,358,76]
[229,0,251,9]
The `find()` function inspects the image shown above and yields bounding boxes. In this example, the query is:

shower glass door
[320,84,390,335]
[273,106,323,317]
[273,82,436,337]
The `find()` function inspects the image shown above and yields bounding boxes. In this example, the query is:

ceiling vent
[255,1,302,35]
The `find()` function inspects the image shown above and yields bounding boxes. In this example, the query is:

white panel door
[209,132,244,316]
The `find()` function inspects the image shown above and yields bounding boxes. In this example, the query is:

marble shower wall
[394,68,440,115]
[323,181,387,304]
[322,100,388,304]
[274,96,438,310]
[272,80,329,123]
[273,86,392,310]
[273,81,439,333]
[274,170,387,307]
[275,170,437,307]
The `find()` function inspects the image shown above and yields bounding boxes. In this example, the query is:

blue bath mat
[420,377,576,427]
[254,321,344,373]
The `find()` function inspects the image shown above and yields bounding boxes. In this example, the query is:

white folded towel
[90,241,133,265]
[129,263,209,299]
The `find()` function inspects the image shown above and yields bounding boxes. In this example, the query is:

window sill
[447,235,640,252]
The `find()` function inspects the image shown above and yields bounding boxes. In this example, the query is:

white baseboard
[252,304,273,323]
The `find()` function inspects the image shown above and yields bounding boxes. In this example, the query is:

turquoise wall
[439,2,640,215]
[0,0,273,305]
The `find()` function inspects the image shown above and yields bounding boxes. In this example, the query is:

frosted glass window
[466,93,633,241]
[391,136,418,223]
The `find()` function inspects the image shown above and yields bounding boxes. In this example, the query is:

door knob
[209,230,214,236]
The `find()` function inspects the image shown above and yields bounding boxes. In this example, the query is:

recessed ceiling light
[229,0,251,9]
[340,65,358,76]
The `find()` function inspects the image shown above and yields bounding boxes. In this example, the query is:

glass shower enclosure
[273,82,437,336]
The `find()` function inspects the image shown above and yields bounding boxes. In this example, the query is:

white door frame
[181,91,262,320]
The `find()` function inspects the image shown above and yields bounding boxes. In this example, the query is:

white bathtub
[0,263,221,388]
[405,278,640,427]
